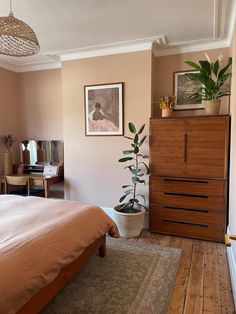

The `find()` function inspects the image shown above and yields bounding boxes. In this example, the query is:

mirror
[21,140,64,165]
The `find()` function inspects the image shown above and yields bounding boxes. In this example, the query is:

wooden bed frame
[17,235,106,314]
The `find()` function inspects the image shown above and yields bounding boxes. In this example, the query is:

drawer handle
[184,133,188,162]
[164,219,208,228]
[163,178,209,184]
[164,205,208,213]
[164,192,208,199]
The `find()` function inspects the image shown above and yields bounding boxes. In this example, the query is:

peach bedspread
[0,195,118,314]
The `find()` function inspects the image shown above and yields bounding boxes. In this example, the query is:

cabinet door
[185,116,229,179]
[150,119,186,177]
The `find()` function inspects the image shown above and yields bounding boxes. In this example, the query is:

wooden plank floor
[137,230,235,314]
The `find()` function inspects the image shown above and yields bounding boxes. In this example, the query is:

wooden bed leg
[98,235,106,257]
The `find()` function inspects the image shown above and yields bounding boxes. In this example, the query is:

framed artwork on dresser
[173,70,204,110]
[84,82,124,136]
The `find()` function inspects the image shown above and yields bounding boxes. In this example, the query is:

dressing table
[0,140,64,198]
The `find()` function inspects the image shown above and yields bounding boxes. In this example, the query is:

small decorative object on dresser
[185,53,232,115]
[0,134,15,175]
[159,95,175,117]
[21,140,30,164]
[113,122,149,238]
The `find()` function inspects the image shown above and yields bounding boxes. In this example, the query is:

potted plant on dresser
[185,54,232,115]
[159,95,176,117]
[114,122,149,238]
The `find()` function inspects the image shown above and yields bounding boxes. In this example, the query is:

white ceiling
[0,0,235,72]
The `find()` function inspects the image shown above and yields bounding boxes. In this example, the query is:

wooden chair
[5,176,30,196]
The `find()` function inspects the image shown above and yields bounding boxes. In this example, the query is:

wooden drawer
[150,204,225,225]
[151,177,226,197]
[30,178,44,186]
[149,213,224,242]
[151,191,224,210]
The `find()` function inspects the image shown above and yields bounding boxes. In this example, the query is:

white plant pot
[113,205,145,238]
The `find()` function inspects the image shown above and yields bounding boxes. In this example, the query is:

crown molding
[0,60,18,72]
[152,38,230,57]
[14,61,62,73]
[54,36,166,62]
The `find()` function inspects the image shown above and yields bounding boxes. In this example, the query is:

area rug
[42,237,182,314]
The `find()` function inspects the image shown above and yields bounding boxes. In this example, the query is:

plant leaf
[123,150,133,155]
[128,122,136,134]
[184,61,201,71]
[139,135,147,147]
[134,145,139,154]
[122,185,132,188]
[138,124,145,134]
[138,161,150,174]
[119,157,133,162]
[119,194,128,203]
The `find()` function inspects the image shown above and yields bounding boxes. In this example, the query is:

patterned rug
[42,237,181,314]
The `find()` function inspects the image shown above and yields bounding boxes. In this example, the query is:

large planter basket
[113,205,145,238]
[203,99,221,115]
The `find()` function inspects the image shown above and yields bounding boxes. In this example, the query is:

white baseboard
[227,226,236,307]
[101,207,149,229]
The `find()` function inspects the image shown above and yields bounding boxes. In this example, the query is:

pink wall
[61,51,151,207]
[0,67,20,172]
[152,48,230,117]
[17,69,63,140]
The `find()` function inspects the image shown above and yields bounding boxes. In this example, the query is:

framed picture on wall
[84,82,124,136]
[173,70,204,110]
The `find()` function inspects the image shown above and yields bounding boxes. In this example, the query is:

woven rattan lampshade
[0,3,40,57]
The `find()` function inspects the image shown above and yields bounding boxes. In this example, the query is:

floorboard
[136,231,235,314]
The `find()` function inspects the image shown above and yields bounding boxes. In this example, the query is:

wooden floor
[137,230,235,314]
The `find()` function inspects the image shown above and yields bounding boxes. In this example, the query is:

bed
[0,195,119,314]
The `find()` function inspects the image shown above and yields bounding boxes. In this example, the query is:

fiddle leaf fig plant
[118,122,149,213]
[184,54,232,100]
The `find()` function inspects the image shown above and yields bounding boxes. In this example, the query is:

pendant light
[0,0,40,57]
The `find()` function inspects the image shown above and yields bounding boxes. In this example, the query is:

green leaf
[134,134,139,143]
[138,161,150,174]
[137,173,144,177]
[128,122,136,134]
[218,57,232,78]
[119,194,128,203]
[119,157,133,162]
[138,124,145,134]
[136,194,146,203]
[184,61,201,71]
[134,146,139,154]
[123,150,133,155]
[213,60,219,76]
[125,165,136,174]
[139,135,147,147]
[199,60,211,75]
[124,189,133,195]
[136,177,146,184]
